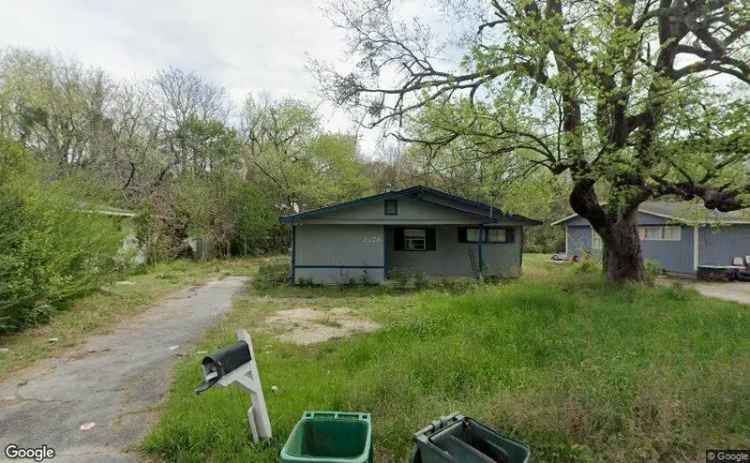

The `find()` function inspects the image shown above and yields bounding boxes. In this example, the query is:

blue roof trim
[279,185,541,225]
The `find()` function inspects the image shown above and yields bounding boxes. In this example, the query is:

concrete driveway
[0,276,248,463]
[663,277,750,305]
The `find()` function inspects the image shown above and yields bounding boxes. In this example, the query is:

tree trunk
[601,213,646,282]
[569,180,646,283]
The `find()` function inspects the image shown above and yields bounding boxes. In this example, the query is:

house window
[486,228,509,243]
[460,227,514,243]
[592,230,603,251]
[638,225,681,241]
[384,199,398,215]
[394,228,436,251]
[404,228,426,250]
[466,228,481,243]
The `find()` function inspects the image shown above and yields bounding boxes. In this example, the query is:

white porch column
[693,225,700,271]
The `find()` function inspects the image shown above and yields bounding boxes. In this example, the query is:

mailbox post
[195,329,272,443]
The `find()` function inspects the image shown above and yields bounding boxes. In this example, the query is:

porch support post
[478,224,484,280]
[383,226,388,280]
[693,225,699,272]
[291,225,296,284]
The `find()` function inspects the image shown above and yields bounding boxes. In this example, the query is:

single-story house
[279,186,540,284]
[552,201,750,275]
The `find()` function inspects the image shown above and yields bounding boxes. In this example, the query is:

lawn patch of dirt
[263,307,380,345]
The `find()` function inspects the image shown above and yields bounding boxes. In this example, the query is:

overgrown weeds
[253,256,291,290]
[144,256,750,462]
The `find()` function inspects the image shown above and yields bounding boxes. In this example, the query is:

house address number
[362,236,382,244]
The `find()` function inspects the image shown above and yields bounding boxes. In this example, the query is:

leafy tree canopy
[317,0,750,281]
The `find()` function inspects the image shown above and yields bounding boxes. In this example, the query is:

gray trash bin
[411,414,530,463]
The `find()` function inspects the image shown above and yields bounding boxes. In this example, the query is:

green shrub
[0,141,124,333]
[297,277,317,287]
[645,259,664,277]
[253,257,290,289]
[136,174,285,263]
[575,255,602,274]
[413,271,429,289]
[358,270,374,286]
[389,269,410,289]
[133,198,187,264]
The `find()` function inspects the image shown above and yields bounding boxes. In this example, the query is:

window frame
[461,226,514,244]
[465,228,482,243]
[638,225,681,241]
[591,230,603,251]
[404,228,427,251]
[485,228,510,243]
[384,199,398,216]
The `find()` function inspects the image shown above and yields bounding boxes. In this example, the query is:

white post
[238,329,272,442]
[248,406,259,443]
[693,225,700,272]
[214,330,272,443]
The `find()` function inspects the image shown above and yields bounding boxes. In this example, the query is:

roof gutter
[551,208,750,226]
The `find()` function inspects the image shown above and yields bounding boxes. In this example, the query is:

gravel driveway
[0,276,248,463]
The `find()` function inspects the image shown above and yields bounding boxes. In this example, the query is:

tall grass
[144,261,750,462]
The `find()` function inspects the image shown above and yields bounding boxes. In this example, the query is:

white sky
[0,0,391,156]
[1,1,743,159]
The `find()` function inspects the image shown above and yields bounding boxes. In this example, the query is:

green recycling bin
[281,411,373,463]
[411,414,530,463]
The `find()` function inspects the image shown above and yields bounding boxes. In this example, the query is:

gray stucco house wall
[554,201,750,275]
[294,224,386,284]
[281,186,539,284]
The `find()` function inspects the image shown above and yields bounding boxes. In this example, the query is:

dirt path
[0,277,248,463]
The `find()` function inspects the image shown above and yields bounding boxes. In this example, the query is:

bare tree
[151,67,231,175]
[0,49,117,169]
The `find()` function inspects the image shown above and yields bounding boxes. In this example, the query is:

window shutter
[458,227,467,243]
[506,227,515,243]
[393,228,405,250]
[426,228,437,250]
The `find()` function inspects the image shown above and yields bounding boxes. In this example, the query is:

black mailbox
[194,341,251,394]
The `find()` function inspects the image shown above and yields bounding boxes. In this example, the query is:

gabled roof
[279,185,541,225]
[551,200,750,226]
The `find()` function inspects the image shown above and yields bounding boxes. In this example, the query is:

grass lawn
[143,255,750,462]
[0,258,260,377]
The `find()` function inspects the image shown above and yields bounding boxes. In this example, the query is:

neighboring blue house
[552,201,750,275]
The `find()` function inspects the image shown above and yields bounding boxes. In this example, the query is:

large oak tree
[318,0,750,282]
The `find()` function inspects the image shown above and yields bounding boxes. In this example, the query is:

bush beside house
[0,141,124,333]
